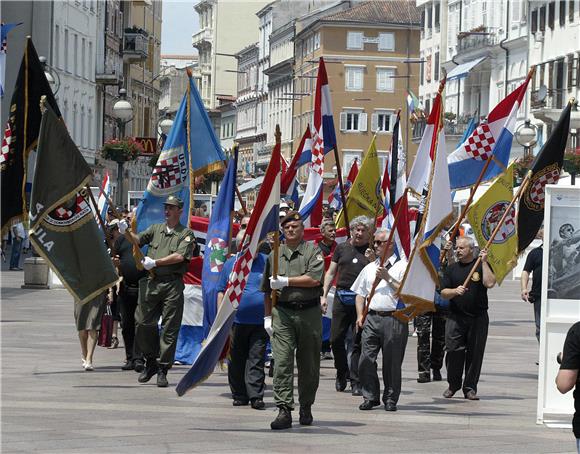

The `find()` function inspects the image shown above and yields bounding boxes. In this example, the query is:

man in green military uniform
[261,211,325,430]
[119,195,197,387]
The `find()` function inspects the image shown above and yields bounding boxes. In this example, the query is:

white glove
[264,316,273,337]
[118,219,128,234]
[141,256,157,270]
[269,276,289,290]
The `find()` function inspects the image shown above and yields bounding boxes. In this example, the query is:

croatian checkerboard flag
[297,57,336,167]
[448,71,532,189]
[94,172,111,230]
[328,158,358,210]
[176,142,281,396]
[299,133,324,227]
[282,126,311,207]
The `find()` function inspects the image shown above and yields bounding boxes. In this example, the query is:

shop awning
[447,57,487,81]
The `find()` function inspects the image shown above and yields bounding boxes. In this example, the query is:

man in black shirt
[321,215,373,395]
[317,219,337,257]
[440,236,496,401]
[556,321,580,450]
[521,229,543,342]
[110,219,147,371]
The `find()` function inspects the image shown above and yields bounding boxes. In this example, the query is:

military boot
[270,406,292,430]
[157,367,169,388]
[299,405,313,426]
[138,360,158,383]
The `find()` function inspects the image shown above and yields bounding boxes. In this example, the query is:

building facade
[293,0,421,186]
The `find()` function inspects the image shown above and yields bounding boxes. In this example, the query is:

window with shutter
[345,66,364,91]
[347,31,363,50]
[378,33,395,51]
[340,112,347,131]
[376,68,395,92]
[540,5,546,31]
[359,113,367,132]
[548,2,555,28]
[531,9,538,32]
[570,0,575,22]
[560,0,567,25]
[434,52,440,81]
[371,113,378,132]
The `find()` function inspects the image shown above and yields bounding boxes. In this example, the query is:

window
[64,29,69,72]
[425,55,432,83]
[80,106,85,148]
[340,110,367,132]
[88,109,93,149]
[81,38,86,78]
[560,0,567,25]
[347,31,363,50]
[426,7,432,36]
[378,33,394,51]
[567,55,577,89]
[531,9,538,32]
[434,3,440,31]
[74,34,79,76]
[314,32,320,50]
[424,98,431,116]
[54,25,60,69]
[88,42,93,79]
[376,67,395,92]
[570,0,576,22]
[371,110,396,133]
[420,10,425,36]
[512,0,521,23]
[548,1,555,29]
[540,5,546,31]
[342,151,362,177]
[345,66,364,91]
[434,52,440,81]
[420,59,424,85]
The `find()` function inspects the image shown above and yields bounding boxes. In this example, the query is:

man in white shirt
[351,227,408,412]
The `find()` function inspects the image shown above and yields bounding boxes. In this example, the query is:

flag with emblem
[517,101,571,252]
[447,70,532,190]
[1,37,61,235]
[90,172,111,232]
[296,57,336,166]
[28,104,117,303]
[467,163,518,284]
[136,71,225,232]
[282,126,311,207]
[335,136,383,228]
[299,129,324,227]
[200,149,237,337]
[176,141,281,396]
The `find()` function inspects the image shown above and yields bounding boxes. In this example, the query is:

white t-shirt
[350,258,408,312]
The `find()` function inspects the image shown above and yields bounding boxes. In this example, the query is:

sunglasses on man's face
[373,240,387,245]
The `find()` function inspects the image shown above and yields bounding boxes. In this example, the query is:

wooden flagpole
[186,68,195,229]
[333,144,351,238]
[462,170,532,288]
[85,184,114,250]
[271,125,282,307]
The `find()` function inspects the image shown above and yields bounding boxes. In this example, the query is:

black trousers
[445,311,488,394]
[119,283,140,361]
[416,311,446,377]
[359,313,408,404]
[330,297,361,385]
[228,323,268,402]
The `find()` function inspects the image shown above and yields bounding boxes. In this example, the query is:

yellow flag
[467,162,518,284]
[336,136,383,228]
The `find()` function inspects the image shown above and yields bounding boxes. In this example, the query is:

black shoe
[464,390,479,401]
[432,369,442,381]
[384,402,397,412]
[443,388,457,398]
[133,359,145,373]
[351,384,362,396]
[250,398,265,410]
[270,406,292,430]
[359,399,380,410]
[299,405,313,425]
[156,369,169,388]
[417,374,431,383]
[233,399,249,406]
[335,374,347,392]
[138,362,158,383]
[121,360,134,371]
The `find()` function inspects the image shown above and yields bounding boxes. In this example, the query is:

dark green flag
[29,104,118,304]
[517,101,572,252]
[1,37,61,235]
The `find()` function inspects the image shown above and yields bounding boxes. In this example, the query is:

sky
[161,1,200,55]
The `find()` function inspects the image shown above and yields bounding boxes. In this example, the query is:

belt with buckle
[368,309,395,317]
[278,299,319,310]
[150,274,182,283]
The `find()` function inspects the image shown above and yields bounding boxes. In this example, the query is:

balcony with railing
[192,28,213,48]
[123,28,148,62]
[457,29,498,53]
[411,118,426,142]
[530,88,568,123]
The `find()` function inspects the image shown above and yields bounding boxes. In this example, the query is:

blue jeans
[10,238,22,269]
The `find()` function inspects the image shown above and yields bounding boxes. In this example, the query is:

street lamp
[515,119,538,158]
[566,101,580,185]
[39,56,60,95]
[112,88,134,206]
[157,113,174,152]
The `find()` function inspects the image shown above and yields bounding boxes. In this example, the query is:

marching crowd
[71,195,509,432]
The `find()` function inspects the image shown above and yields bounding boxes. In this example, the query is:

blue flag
[460,115,478,144]
[201,150,237,337]
[136,73,225,232]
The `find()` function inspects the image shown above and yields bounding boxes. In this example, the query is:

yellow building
[293,0,421,192]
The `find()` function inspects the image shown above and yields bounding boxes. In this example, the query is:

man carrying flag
[120,195,197,388]
[262,210,325,430]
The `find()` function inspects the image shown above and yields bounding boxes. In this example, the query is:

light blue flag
[460,115,478,144]
[136,73,225,232]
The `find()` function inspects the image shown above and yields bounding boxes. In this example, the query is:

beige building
[193,0,269,110]
[292,0,421,191]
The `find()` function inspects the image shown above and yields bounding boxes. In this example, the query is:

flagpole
[85,183,114,250]
[222,144,248,216]
[333,144,351,238]
[360,187,409,325]
[271,125,283,307]
[186,68,195,229]
[462,171,532,288]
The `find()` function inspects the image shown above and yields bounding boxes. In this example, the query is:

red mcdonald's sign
[135,137,158,156]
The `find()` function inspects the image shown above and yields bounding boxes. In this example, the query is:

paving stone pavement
[1,264,575,453]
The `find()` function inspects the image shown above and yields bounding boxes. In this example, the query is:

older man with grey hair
[351,227,408,411]
[321,215,374,395]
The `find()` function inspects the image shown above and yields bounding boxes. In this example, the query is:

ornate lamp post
[515,119,538,159]
[157,113,174,152]
[111,88,134,206]
[39,56,60,95]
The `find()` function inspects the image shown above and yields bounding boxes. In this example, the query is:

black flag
[517,101,572,252]
[1,37,61,234]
